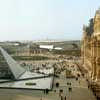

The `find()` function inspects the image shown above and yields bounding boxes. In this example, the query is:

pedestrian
[44,90,45,94]
[40,97,42,100]
[54,90,56,92]
[59,92,61,97]
[64,96,66,100]
[61,96,63,100]
[88,85,90,89]
[68,87,72,92]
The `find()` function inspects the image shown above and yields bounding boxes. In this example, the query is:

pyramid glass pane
[0,50,14,79]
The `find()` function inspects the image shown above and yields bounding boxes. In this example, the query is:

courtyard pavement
[0,62,97,100]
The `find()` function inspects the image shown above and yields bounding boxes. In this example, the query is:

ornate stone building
[81,8,100,83]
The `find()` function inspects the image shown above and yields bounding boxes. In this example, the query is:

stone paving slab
[0,61,97,100]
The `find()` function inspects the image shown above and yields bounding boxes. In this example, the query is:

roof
[39,45,53,49]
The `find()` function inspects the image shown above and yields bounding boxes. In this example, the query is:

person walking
[40,97,42,100]
[64,96,67,100]
[61,96,63,100]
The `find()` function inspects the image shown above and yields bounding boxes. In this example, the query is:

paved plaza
[0,68,96,100]
[0,54,97,100]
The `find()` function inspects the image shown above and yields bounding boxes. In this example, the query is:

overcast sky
[0,0,100,41]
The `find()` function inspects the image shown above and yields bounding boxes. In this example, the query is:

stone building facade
[81,8,100,84]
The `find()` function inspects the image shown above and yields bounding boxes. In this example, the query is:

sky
[0,0,100,41]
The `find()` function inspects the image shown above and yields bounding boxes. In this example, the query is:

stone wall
[81,8,100,84]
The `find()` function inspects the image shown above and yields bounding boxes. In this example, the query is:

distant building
[39,45,54,50]
[0,42,20,46]
[54,47,62,50]
[16,44,49,56]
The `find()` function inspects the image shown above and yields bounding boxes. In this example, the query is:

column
[91,38,97,80]
[95,40,100,82]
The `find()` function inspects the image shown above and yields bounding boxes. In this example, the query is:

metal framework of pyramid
[0,47,26,80]
[0,47,53,90]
